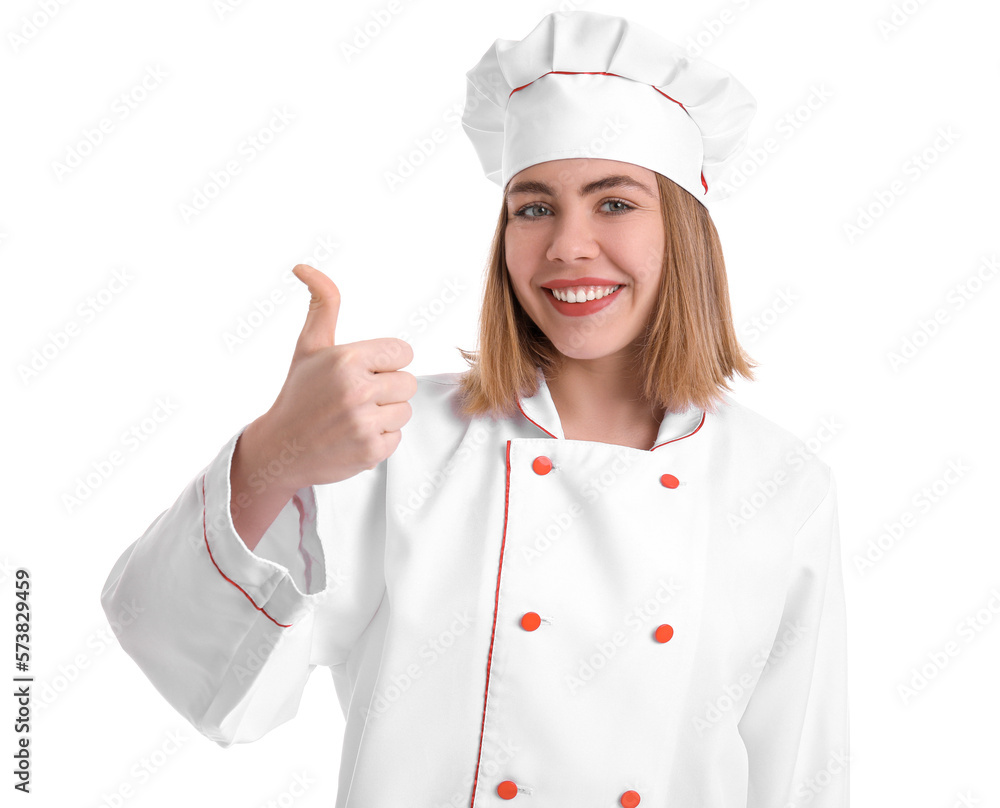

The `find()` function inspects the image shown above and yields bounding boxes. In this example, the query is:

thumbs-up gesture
[243,264,417,491]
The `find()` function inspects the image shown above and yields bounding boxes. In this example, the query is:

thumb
[292,264,340,355]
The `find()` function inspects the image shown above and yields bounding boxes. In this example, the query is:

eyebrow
[505,174,657,201]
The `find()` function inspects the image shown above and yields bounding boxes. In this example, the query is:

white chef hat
[461,10,756,207]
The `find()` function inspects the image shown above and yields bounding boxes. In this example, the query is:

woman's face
[504,158,664,362]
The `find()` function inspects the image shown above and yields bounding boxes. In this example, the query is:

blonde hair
[455,171,756,419]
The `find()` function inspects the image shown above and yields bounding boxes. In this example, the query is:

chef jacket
[101,367,849,808]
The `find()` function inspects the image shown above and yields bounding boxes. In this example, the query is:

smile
[548,284,622,303]
[543,284,625,317]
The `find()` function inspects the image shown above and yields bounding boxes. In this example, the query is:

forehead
[505,158,657,199]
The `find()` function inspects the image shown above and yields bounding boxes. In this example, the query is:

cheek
[634,253,663,297]
[623,237,664,288]
[616,243,663,317]
[636,281,661,320]
[504,229,532,267]
[507,274,536,315]
[600,220,664,286]
[504,234,536,289]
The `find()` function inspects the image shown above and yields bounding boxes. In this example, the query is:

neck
[544,354,663,445]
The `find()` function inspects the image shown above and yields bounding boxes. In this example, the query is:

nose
[544,204,600,263]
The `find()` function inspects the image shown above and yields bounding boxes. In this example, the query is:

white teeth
[549,284,622,303]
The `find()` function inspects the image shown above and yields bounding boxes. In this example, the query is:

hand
[247,263,417,490]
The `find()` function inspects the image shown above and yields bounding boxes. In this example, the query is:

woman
[101,10,849,808]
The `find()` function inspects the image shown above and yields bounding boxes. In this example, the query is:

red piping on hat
[201,474,292,628]
[469,440,513,807]
[509,70,709,195]
[509,69,620,95]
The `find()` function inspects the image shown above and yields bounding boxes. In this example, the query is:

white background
[3,0,998,805]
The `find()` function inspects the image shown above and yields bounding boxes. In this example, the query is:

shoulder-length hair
[455,171,756,420]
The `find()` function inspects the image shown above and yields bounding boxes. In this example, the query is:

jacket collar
[515,367,707,451]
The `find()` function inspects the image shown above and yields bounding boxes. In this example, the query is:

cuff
[200,424,327,628]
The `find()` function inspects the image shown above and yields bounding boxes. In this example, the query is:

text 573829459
[13,568,31,794]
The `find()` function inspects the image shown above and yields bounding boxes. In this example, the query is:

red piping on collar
[651,411,706,451]
[509,70,709,195]
[516,400,706,451]
[515,399,558,439]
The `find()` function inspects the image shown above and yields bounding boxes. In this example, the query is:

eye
[510,198,636,219]
[601,198,635,215]
[512,203,552,218]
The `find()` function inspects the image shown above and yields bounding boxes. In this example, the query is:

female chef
[101,10,849,808]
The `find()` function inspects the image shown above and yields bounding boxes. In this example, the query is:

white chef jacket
[101,367,849,808]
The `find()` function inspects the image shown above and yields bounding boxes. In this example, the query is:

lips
[542,282,625,317]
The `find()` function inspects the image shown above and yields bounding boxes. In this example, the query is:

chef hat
[461,10,756,207]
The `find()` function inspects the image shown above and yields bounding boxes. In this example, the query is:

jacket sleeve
[737,471,850,807]
[99,424,387,748]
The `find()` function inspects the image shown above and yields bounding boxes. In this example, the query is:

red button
[497,780,518,799]
[660,473,680,488]
[532,456,553,475]
[621,790,641,807]
[654,624,674,643]
[521,612,541,631]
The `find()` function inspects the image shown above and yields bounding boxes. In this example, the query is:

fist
[254,263,417,488]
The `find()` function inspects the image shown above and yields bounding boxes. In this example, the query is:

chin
[549,336,630,361]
